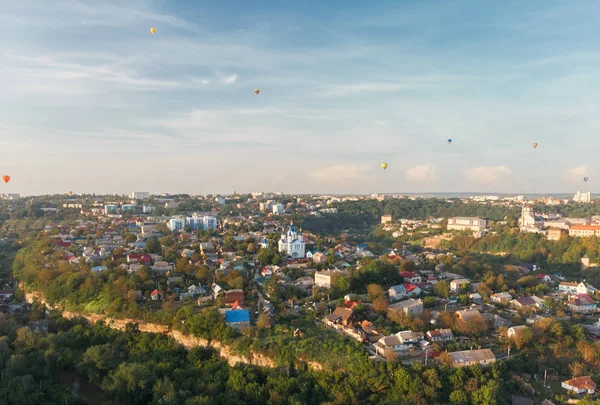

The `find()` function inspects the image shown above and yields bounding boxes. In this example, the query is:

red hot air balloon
[2,175,10,184]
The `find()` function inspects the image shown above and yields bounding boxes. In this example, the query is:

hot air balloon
[68,191,73,196]
[381,163,388,170]
[150,27,156,35]
[2,175,10,184]
[532,143,538,149]
[254,89,260,95]
[584,177,589,182]
[447,139,452,144]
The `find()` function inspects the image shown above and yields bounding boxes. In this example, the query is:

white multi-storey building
[278,223,305,258]
[168,218,185,231]
[129,192,150,200]
[574,191,592,203]
[447,217,487,231]
[186,215,218,231]
[104,204,119,215]
[272,204,285,215]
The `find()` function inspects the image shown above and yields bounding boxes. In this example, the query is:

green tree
[146,237,161,254]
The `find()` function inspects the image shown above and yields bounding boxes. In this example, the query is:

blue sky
[1,0,599,195]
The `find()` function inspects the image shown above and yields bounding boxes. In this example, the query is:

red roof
[403,283,418,293]
[571,225,600,231]
[225,290,245,305]
[399,271,416,278]
[535,273,549,278]
[151,289,163,296]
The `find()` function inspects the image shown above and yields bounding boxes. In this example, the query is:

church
[278,223,306,259]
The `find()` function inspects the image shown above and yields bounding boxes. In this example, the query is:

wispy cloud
[406,164,437,183]
[463,166,512,185]
[309,164,374,188]
[564,165,591,183]
[220,74,238,84]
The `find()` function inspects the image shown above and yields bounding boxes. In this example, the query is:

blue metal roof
[225,310,250,323]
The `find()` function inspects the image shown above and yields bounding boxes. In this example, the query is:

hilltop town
[1,192,600,404]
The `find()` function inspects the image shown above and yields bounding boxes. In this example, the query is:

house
[507,325,530,340]
[388,283,421,301]
[567,294,597,314]
[469,293,483,304]
[450,279,470,292]
[426,329,453,342]
[535,273,552,283]
[167,277,184,287]
[312,252,328,264]
[562,376,596,395]
[388,298,424,316]
[481,313,511,328]
[510,296,544,310]
[325,307,356,328]
[151,261,173,274]
[187,284,207,296]
[559,281,597,295]
[449,349,496,368]
[491,292,512,304]
[127,253,152,264]
[225,310,250,329]
[455,309,484,322]
[375,330,424,356]
[150,290,163,301]
[399,271,422,284]
[225,290,245,306]
[314,269,348,289]
[0,290,14,300]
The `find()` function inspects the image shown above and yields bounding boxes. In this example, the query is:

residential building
[375,330,424,356]
[510,296,544,310]
[225,310,250,329]
[547,229,565,241]
[150,290,163,301]
[491,292,512,304]
[455,309,484,323]
[450,278,470,292]
[507,325,530,340]
[168,218,185,231]
[186,215,218,231]
[399,271,422,284]
[559,281,597,295]
[567,294,597,314]
[388,283,421,301]
[447,217,487,232]
[573,191,592,203]
[325,307,356,328]
[104,204,119,215]
[562,376,596,395]
[278,223,305,258]
[272,204,285,215]
[314,269,348,289]
[130,192,150,200]
[426,329,453,342]
[569,225,600,237]
[225,290,245,306]
[449,349,496,368]
[122,204,136,212]
[381,214,393,224]
[388,298,423,316]
[143,205,155,214]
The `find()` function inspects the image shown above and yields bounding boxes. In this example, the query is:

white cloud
[564,165,591,182]
[309,164,373,187]
[405,164,437,183]
[220,74,238,84]
[463,166,512,184]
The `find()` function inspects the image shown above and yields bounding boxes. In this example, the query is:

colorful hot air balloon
[150,27,156,35]
[532,143,538,149]
[381,163,388,170]
[254,89,260,95]
[447,139,452,144]
[2,175,10,184]
[584,177,589,182]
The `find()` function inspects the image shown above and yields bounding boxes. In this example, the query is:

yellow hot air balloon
[532,142,538,149]
[68,191,73,196]
[254,89,260,95]
[150,27,156,35]
[381,163,388,170]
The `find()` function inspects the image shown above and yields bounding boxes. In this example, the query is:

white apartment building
[272,204,285,215]
[168,218,185,231]
[314,269,348,289]
[130,192,150,200]
[447,217,487,231]
[104,204,119,215]
[573,191,592,203]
